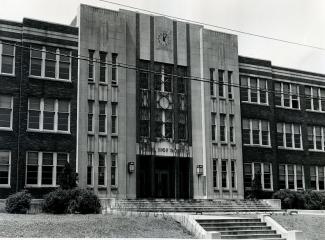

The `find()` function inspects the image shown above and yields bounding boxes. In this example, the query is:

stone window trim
[279,164,305,191]
[242,119,271,147]
[27,98,71,134]
[240,76,269,105]
[0,41,15,76]
[25,151,69,187]
[244,162,273,191]
[0,151,11,187]
[0,95,13,131]
[29,46,72,82]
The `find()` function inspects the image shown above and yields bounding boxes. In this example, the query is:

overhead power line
[94,0,325,52]
[3,41,325,99]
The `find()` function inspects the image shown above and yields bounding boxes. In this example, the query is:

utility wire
[94,0,325,52]
[3,41,325,99]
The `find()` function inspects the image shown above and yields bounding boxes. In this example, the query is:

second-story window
[277,123,302,149]
[240,76,268,105]
[305,86,325,112]
[0,41,15,75]
[308,125,325,151]
[0,95,13,130]
[274,82,300,109]
[242,119,270,146]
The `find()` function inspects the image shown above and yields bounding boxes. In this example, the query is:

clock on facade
[157,31,170,48]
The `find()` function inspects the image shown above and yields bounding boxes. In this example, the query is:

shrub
[57,162,77,190]
[304,191,324,210]
[5,190,32,214]
[272,189,296,209]
[43,188,70,214]
[43,188,101,214]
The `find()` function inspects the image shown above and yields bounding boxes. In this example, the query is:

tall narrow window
[221,160,228,188]
[277,123,284,147]
[220,114,226,142]
[315,126,322,150]
[139,62,149,89]
[227,71,233,99]
[45,47,56,78]
[28,98,41,129]
[307,126,314,149]
[140,108,150,138]
[42,153,53,185]
[259,79,267,104]
[178,112,187,140]
[0,151,10,185]
[274,82,282,106]
[241,76,249,102]
[0,95,12,129]
[229,115,235,143]
[112,53,118,85]
[59,49,70,80]
[111,154,117,186]
[231,160,236,189]
[1,42,15,74]
[287,165,295,190]
[88,101,94,132]
[88,50,94,81]
[98,153,106,186]
[30,46,42,76]
[210,68,215,96]
[279,165,286,189]
[213,159,218,188]
[58,100,70,131]
[250,77,258,103]
[263,163,272,189]
[211,113,217,141]
[111,103,118,134]
[310,166,317,190]
[244,163,252,189]
[87,153,93,186]
[218,70,224,97]
[313,88,320,111]
[242,119,250,144]
[56,153,68,185]
[43,99,55,130]
[296,165,304,189]
[98,102,106,133]
[99,52,107,83]
[252,120,260,144]
[261,120,270,145]
[319,167,325,190]
[305,86,312,110]
[26,152,39,185]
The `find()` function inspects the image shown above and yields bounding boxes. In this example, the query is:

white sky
[2,0,325,74]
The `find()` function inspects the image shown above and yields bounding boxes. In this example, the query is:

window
[240,76,268,104]
[307,126,325,151]
[139,62,149,89]
[210,68,215,96]
[0,95,13,130]
[30,46,71,81]
[211,113,217,141]
[305,86,325,112]
[88,101,94,132]
[277,123,302,149]
[218,70,224,97]
[274,82,300,109]
[221,160,228,188]
[111,103,118,134]
[88,50,95,81]
[0,151,10,186]
[227,71,233,99]
[242,119,270,146]
[155,109,173,139]
[99,52,107,83]
[0,41,15,74]
[278,164,304,190]
[28,98,70,133]
[112,53,118,85]
[26,152,68,187]
[244,162,273,190]
[310,166,317,190]
[87,153,93,186]
[140,108,150,138]
[231,160,236,189]
[98,153,106,186]
[229,115,235,143]
[111,154,117,187]
[98,102,107,133]
[309,166,325,191]
[178,112,187,140]
[220,114,226,142]
[213,159,218,188]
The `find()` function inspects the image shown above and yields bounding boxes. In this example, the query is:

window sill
[306,109,325,114]
[275,106,301,111]
[98,133,107,136]
[243,144,271,148]
[112,84,118,88]
[0,128,13,132]
[29,75,71,83]
[210,96,217,100]
[88,132,95,136]
[213,188,219,191]
[212,141,218,145]
[88,80,95,84]
[26,129,71,135]
[219,97,227,100]
[222,189,230,192]
[220,141,228,145]
[0,73,15,77]
[230,142,236,146]
[111,133,118,137]
[99,82,108,86]
[98,186,107,189]
[111,186,118,190]
[25,185,58,188]
[241,101,269,106]
[309,149,325,153]
[0,184,11,188]
[278,147,304,151]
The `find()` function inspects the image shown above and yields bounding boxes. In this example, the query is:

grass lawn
[271,214,325,240]
[0,213,194,238]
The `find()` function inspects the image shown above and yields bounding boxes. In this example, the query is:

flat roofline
[23,17,78,29]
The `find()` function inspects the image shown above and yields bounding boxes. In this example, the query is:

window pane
[2,44,14,55]
[58,113,69,131]
[30,58,42,76]
[27,152,38,165]
[59,62,70,80]
[29,98,40,110]
[250,77,258,103]
[241,76,249,101]
[252,120,260,144]
[43,112,55,130]
[1,55,14,74]
[0,109,11,128]
[28,110,40,129]
[0,152,10,165]
[45,50,56,78]
[274,82,282,106]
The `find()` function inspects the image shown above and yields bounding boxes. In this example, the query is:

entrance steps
[110,199,281,213]
[196,218,285,240]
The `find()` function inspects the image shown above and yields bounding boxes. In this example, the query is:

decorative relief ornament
[157,31,170,48]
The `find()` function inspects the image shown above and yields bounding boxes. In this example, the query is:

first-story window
[244,162,273,190]
[0,95,13,130]
[0,151,10,186]
[277,123,302,149]
[111,154,117,187]
[213,159,218,188]
[231,160,236,189]
[278,164,304,190]
[221,159,228,188]
[98,153,106,186]
[87,153,93,186]
[310,166,325,191]
[1,41,15,75]
[26,152,68,187]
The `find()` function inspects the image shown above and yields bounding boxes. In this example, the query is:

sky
[1,0,325,74]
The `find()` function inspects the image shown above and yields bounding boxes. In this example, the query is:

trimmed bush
[304,191,325,210]
[43,188,101,214]
[272,189,299,209]
[5,190,32,214]
[43,188,70,214]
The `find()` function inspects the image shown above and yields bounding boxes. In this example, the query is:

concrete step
[203,226,272,232]
[196,219,262,223]
[220,230,277,236]
[199,222,267,227]
[221,233,282,239]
